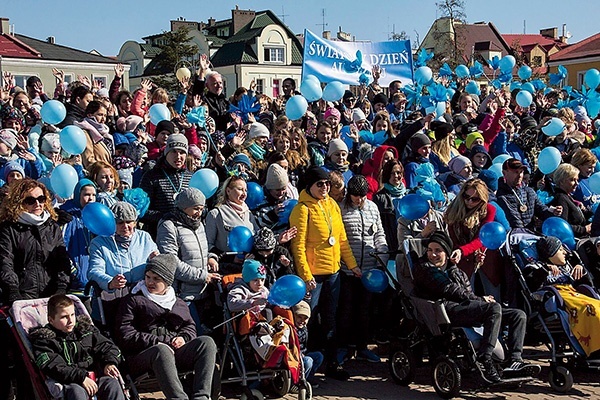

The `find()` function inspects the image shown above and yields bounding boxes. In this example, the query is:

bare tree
[436,0,467,23]
[391,30,409,41]
[435,0,467,67]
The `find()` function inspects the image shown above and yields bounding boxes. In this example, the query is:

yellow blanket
[556,285,600,356]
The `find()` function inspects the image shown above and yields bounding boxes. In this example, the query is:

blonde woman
[570,148,599,208]
[430,121,459,173]
[550,163,592,238]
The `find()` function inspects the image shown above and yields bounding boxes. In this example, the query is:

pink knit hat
[324,107,341,121]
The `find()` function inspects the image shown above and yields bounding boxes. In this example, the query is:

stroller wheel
[240,388,264,400]
[548,366,574,393]
[270,370,291,397]
[432,356,462,399]
[298,381,312,400]
[389,345,416,386]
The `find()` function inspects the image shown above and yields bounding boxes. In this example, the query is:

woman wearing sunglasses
[0,178,71,304]
[444,178,503,300]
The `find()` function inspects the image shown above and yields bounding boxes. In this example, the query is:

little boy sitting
[292,301,323,388]
[30,294,125,400]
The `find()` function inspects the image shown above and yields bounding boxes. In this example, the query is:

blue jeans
[302,351,324,382]
[308,272,341,363]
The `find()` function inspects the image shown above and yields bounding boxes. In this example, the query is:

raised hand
[180,76,191,93]
[114,63,125,78]
[140,78,153,92]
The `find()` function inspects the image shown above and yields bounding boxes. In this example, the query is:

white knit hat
[265,163,289,190]
[327,138,349,157]
[248,122,270,140]
[352,108,366,123]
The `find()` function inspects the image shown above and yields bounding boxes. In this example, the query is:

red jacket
[362,145,399,199]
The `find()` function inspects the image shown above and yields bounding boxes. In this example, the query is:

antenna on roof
[523,19,526,34]
[316,8,328,32]
[278,6,289,24]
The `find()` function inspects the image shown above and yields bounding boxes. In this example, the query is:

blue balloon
[300,79,322,102]
[414,66,433,86]
[268,275,307,308]
[465,81,480,95]
[50,163,78,199]
[542,217,576,250]
[228,226,254,253]
[518,65,532,80]
[340,126,354,150]
[455,65,469,79]
[304,74,319,83]
[584,68,600,90]
[487,163,503,179]
[322,81,345,102]
[148,103,171,125]
[446,88,456,100]
[538,147,562,175]
[60,125,87,155]
[499,55,516,73]
[81,202,116,237]
[361,270,388,293]
[285,95,308,120]
[541,117,565,136]
[397,194,430,220]
[189,168,219,198]
[509,81,522,92]
[278,199,298,225]
[435,102,446,117]
[492,154,511,165]
[588,172,600,194]
[40,100,67,125]
[520,82,535,94]
[587,97,600,119]
[515,90,533,108]
[479,222,507,250]
[245,182,265,210]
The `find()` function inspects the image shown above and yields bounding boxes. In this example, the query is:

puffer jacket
[340,199,388,274]
[30,315,121,384]
[0,218,71,304]
[290,190,357,282]
[413,259,481,304]
[157,211,217,301]
[115,291,196,358]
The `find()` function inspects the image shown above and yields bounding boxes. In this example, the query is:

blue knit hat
[3,160,25,182]
[478,169,498,192]
[242,259,267,283]
[230,153,252,169]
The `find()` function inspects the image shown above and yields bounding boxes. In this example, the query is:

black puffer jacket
[0,218,71,304]
[30,315,122,384]
[114,291,197,358]
[413,258,481,304]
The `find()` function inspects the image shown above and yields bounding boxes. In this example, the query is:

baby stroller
[383,238,530,399]
[216,274,310,400]
[5,295,129,400]
[501,228,600,393]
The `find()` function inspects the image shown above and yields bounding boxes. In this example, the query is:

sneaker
[325,364,350,381]
[476,357,502,384]
[288,385,299,394]
[356,348,381,363]
[503,360,542,377]
[336,348,350,365]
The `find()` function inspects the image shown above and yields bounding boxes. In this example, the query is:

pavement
[140,345,600,399]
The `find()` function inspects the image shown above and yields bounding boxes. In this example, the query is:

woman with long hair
[373,160,407,251]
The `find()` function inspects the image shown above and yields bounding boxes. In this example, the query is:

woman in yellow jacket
[290,166,361,381]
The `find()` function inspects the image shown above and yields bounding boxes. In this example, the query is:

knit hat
[111,201,138,222]
[465,132,484,150]
[372,93,388,106]
[448,155,471,174]
[3,160,25,181]
[188,144,203,159]
[346,175,369,197]
[536,236,563,262]
[478,169,499,192]
[248,122,270,140]
[520,115,537,132]
[352,108,366,123]
[409,132,431,151]
[265,163,289,190]
[327,138,348,157]
[40,133,62,153]
[292,300,311,319]
[254,227,277,251]
[0,129,17,150]
[230,153,252,169]
[176,187,206,210]
[155,120,176,136]
[428,231,453,257]
[469,145,491,163]
[145,254,178,287]
[305,166,330,191]
[431,121,454,141]
[242,259,267,283]
[164,133,188,156]
[125,115,144,133]
[324,107,341,121]
[96,88,109,99]
[74,178,96,206]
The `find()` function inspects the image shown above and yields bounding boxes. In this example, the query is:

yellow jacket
[290,190,357,282]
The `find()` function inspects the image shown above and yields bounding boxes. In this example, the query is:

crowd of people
[1,52,600,399]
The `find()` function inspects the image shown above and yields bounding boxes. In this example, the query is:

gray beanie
[164,133,188,155]
[176,187,206,210]
[145,254,178,287]
[448,155,471,174]
[327,138,348,157]
[111,201,138,222]
[265,163,289,190]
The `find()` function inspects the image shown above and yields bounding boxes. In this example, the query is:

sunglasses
[23,195,47,206]
[462,193,481,203]
[315,180,331,188]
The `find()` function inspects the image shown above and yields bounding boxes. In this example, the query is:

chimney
[540,27,558,40]
[323,31,331,40]
[46,36,55,44]
[559,23,570,44]
[208,17,215,27]
[0,17,10,35]
[231,7,255,35]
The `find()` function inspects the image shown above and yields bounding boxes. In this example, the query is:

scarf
[115,233,133,249]
[132,281,177,311]
[247,142,266,161]
[84,116,110,136]
[384,183,407,198]
[226,199,250,218]
[0,154,18,164]
[173,208,203,231]
[18,210,51,226]
[324,160,349,173]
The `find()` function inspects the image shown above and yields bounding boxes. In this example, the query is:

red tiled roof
[0,33,40,58]
[550,32,600,62]
[503,33,564,49]
[456,23,511,57]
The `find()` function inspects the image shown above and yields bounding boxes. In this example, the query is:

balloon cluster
[287,75,349,121]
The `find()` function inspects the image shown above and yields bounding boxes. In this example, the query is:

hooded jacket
[30,315,121,384]
[290,190,357,281]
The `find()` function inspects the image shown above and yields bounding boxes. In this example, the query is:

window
[264,47,284,63]
[92,75,107,89]
[255,78,264,94]
[531,56,543,67]
[64,74,73,84]
[12,74,36,89]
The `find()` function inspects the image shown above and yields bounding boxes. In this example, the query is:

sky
[1,0,598,56]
